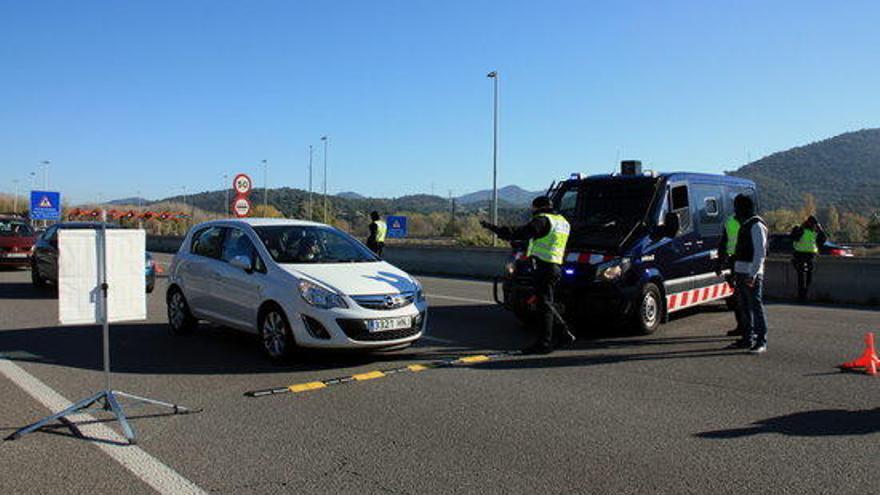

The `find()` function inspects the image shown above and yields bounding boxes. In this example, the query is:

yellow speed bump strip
[245,352,519,398]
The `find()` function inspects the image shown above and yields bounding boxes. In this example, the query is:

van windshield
[253,225,379,264]
[556,178,659,249]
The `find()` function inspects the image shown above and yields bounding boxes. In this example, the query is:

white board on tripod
[58,229,147,325]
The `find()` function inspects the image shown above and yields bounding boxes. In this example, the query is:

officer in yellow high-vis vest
[367,211,387,258]
[717,214,745,337]
[481,196,576,354]
[790,216,827,302]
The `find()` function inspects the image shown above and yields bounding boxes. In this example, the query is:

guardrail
[147,235,880,306]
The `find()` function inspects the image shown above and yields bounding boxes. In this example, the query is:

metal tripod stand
[6,222,191,445]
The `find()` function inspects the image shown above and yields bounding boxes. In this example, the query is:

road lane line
[0,358,207,495]
[426,293,495,305]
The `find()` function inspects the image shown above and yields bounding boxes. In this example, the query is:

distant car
[166,218,427,361]
[768,234,854,257]
[145,252,156,293]
[31,222,156,291]
[0,217,36,268]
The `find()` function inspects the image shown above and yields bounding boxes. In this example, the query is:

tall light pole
[308,145,314,220]
[41,160,50,189]
[486,71,499,247]
[262,159,269,210]
[321,136,329,223]
[12,179,19,214]
[222,174,229,217]
[136,190,143,229]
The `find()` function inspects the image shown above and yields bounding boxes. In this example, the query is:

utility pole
[41,160,50,189]
[136,191,143,229]
[13,179,19,214]
[321,136,329,223]
[486,71,499,247]
[308,145,314,220]
[262,159,268,210]
[223,174,229,217]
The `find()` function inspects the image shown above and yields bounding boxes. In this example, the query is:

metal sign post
[7,212,192,445]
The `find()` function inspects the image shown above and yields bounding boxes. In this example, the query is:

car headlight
[298,280,348,309]
[413,279,426,303]
[596,257,631,282]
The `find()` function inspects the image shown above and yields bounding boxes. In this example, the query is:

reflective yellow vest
[794,228,818,254]
[724,216,740,255]
[526,213,570,265]
[373,220,387,243]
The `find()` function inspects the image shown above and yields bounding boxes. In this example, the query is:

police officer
[790,216,827,302]
[366,211,387,257]
[717,212,745,337]
[481,196,576,354]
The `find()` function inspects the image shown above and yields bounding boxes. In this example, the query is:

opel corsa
[167,219,427,360]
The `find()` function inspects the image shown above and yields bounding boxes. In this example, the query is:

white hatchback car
[166,219,427,360]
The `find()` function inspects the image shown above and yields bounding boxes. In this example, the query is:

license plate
[3,253,28,258]
[367,316,412,333]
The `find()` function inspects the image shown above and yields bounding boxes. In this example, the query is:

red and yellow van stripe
[666,282,734,313]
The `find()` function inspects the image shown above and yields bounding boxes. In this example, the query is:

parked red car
[0,216,37,267]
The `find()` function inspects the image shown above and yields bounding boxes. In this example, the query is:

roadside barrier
[147,236,880,306]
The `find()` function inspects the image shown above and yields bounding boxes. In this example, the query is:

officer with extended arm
[481,196,576,354]
[790,216,827,302]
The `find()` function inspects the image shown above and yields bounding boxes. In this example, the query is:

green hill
[729,128,880,212]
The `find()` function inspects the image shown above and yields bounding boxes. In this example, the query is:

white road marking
[0,358,207,495]
[426,293,495,305]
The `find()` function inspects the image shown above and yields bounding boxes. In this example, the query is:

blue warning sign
[30,191,61,220]
[386,216,407,238]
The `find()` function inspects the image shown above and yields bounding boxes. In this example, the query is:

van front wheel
[632,283,663,335]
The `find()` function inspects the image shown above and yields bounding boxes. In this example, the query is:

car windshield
[0,220,33,237]
[557,179,659,249]
[253,225,379,264]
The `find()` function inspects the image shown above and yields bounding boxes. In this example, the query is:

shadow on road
[0,282,56,300]
[695,408,880,438]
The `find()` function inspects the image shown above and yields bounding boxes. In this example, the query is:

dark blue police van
[495,161,758,334]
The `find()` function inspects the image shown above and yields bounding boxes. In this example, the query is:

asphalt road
[1,255,878,494]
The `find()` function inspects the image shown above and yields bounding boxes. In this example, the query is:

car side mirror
[663,212,680,238]
[230,255,253,273]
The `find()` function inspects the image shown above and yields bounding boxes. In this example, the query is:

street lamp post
[262,159,268,211]
[41,160,50,190]
[222,174,229,216]
[12,179,19,214]
[487,71,499,247]
[308,145,314,221]
[321,136,329,223]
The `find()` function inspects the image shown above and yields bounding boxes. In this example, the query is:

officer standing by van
[717,213,745,337]
[481,196,576,354]
[730,195,769,354]
[790,216,827,302]
[366,211,387,257]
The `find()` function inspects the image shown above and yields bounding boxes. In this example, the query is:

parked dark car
[31,222,155,292]
[768,234,854,257]
[0,216,36,268]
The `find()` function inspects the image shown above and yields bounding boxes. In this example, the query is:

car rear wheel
[167,287,197,335]
[259,307,295,362]
[632,283,663,335]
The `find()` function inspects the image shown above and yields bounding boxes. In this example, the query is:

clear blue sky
[2,0,879,204]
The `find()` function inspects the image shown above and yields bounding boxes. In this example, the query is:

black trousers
[368,241,384,258]
[792,252,815,300]
[532,261,562,349]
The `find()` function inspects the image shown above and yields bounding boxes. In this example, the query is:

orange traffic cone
[839,332,880,376]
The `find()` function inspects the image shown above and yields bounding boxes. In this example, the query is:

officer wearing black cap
[481,196,576,354]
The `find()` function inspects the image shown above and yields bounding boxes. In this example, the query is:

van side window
[692,184,724,237]
[669,185,692,233]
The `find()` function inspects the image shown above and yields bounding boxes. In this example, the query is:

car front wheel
[259,307,295,362]
[30,261,47,288]
[632,283,663,335]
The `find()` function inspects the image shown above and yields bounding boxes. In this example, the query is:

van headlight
[595,257,631,282]
[298,280,348,309]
